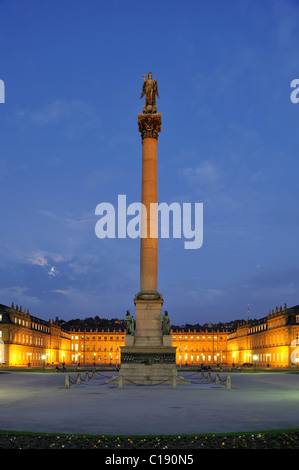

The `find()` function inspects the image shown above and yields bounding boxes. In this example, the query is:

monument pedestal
[133,297,163,347]
[120,296,171,384]
[119,356,177,386]
[119,296,189,386]
[120,344,188,386]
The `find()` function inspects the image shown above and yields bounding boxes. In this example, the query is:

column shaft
[140,137,158,293]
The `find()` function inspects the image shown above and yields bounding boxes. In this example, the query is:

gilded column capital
[138,113,162,140]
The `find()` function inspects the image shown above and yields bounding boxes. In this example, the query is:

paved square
[1,371,299,435]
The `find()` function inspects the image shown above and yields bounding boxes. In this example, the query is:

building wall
[226,306,299,367]
[69,330,125,366]
[1,303,299,368]
[0,304,72,367]
[171,330,228,366]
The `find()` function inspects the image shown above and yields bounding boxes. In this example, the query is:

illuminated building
[227,304,299,367]
[69,329,125,367]
[1,302,299,369]
[171,330,229,367]
[0,303,71,367]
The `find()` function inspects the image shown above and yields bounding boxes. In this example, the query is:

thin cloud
[26,249,66,266]
[19,99,101,138]
[181,160,241,212]
[182,161,220,187]
[38,209,95,231]
[0,286,41,308]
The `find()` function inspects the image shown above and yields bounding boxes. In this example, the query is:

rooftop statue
[140,72,160,114]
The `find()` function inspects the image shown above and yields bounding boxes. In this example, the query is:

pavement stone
[0,370,299,436]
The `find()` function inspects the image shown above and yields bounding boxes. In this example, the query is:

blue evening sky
[0,0,299,325]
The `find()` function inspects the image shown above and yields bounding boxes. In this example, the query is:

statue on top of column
[140,72,160,114]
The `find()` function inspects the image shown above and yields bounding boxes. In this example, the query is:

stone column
[137,113,161,295]
[140,134,158,294]
[118,74,188,385]
[134,113,163,347]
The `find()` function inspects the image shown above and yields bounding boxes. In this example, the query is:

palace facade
[1,302,299,369]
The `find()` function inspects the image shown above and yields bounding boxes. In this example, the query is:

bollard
[207,371,211,382]
[65,375,70,389]
[76,373,81,384]
[119,375,123,389]
[226,375,231,389]
[172,376,177,389]
[216,373,220,384]
[201,370,204,379]
[85,371,89,381]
